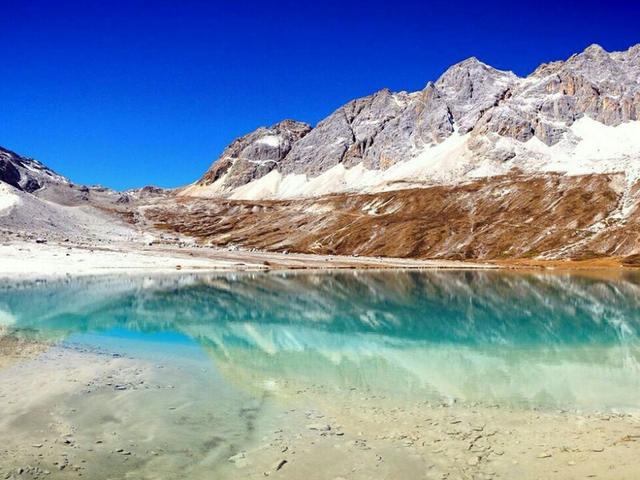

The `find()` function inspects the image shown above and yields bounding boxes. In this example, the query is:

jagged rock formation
[193,119,311,190]
[0,146,69,193]
[190,44,640,199]
[473,44,640,147]
[136,42,640,265]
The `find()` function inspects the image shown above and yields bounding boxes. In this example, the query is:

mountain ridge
[3,42,640,264]
[185,42,640,201]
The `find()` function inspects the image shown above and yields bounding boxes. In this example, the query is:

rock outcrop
[0,146,166,208]
[196,119,311,189]
[0,147,67,193]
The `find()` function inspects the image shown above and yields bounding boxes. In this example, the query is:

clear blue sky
[1,0,638,190]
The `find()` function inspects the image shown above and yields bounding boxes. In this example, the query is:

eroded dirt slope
[146,173,640,262]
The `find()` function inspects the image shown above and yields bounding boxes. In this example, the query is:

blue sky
[1,0,638,190]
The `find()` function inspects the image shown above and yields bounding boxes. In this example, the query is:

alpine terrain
[3,43,640,265]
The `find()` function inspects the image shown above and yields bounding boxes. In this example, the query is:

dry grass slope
[146,173,640,265]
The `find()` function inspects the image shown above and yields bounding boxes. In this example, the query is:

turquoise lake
[2,270,639,411]
[1,270,640,479]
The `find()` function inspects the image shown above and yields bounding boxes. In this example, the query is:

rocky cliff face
[0,147,69,193]
[191,44,640,199]
[194,119,311,190]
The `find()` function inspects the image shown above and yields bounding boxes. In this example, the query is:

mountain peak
[444,56,495,73]
[436,56,517,89]
[582,43,608,56]
[457,56,483,65]
[196,118,312,189]
[271,119,312,132]
[434,56,518,133]
[188,42,640,198]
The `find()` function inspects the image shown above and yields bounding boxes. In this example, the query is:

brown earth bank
[145,173,640,266]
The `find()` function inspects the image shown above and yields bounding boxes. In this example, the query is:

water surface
[1,270,640,477]
[2,270,640,409]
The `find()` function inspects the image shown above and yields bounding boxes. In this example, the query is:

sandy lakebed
[1,334,639,480]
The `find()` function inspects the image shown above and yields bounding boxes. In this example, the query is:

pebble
[228,452,246,463]
[273,459,287,471]
[307,423,331,432]
[537,452,552,458]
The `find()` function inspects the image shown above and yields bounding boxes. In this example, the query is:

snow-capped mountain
[186,44,640,200]
[3,43,640,262]
[0,146,70,194]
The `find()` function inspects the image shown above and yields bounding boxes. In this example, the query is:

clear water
[2,270,640,411]
[1,270,640,477]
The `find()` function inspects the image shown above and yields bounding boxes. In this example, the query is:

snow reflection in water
[1,270,640,411]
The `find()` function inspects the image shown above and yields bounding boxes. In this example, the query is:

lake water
[1,270,640,478]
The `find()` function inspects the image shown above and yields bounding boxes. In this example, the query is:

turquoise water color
[1,270,639,411]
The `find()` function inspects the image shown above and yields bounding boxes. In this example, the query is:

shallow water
[1,270,640,477]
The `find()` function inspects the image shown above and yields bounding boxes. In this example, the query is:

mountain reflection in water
[1,270,639,411]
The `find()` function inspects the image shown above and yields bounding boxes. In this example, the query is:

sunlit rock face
[3,271,640,410]
[192,44,640,197]
[193,120,312,190]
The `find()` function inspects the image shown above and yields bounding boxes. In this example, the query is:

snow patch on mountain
[226,132,471,200]
[0,182,21,216]
[538,117,640,177]
[221,117,640,200]
[379,131,472,187]
[256,135,283,148]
